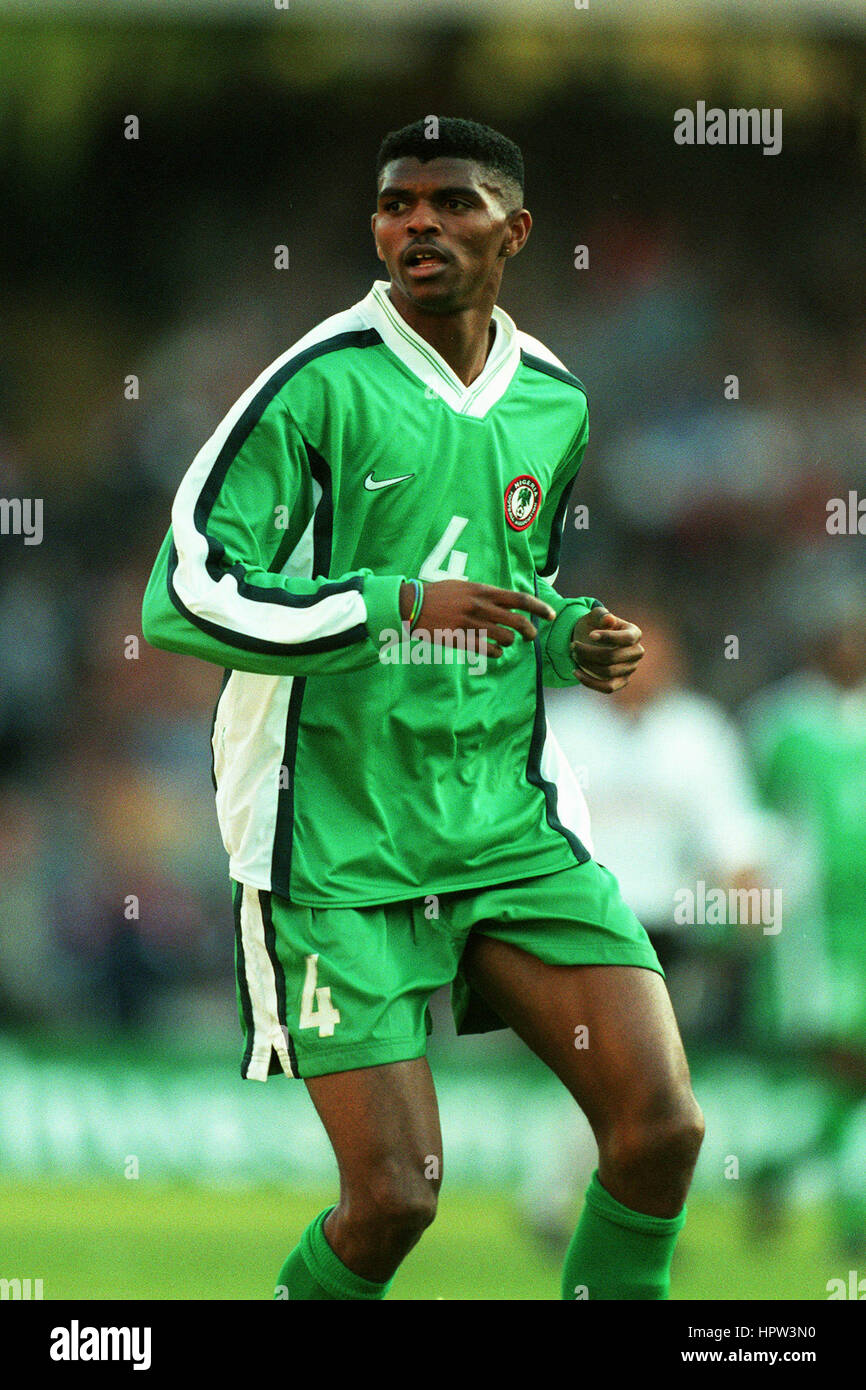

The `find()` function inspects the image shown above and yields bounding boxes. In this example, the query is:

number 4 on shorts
[299,953,341,1037]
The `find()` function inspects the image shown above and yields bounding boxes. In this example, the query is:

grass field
[0,1180,841,1300]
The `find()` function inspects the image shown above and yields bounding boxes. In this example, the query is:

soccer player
[743,600,866,1256]
[142,117,704,1301]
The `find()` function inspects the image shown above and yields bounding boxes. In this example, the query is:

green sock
[561,1170,686,1300]
[274,1207,395,1300]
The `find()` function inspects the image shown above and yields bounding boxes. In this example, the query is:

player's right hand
[400,579,555,658]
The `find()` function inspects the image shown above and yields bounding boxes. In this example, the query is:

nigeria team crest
[504,474,542,530]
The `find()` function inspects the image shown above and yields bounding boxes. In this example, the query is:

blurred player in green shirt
[746,600,866,1255]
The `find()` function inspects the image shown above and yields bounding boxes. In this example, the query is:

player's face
[372,156,530,312]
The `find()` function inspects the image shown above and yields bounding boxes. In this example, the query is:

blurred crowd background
[1,0,865,1290]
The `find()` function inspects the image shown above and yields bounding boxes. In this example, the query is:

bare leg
[304,1057,443,1281]
[461,937,704,1216]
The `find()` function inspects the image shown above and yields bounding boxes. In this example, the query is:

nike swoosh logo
[364,472,415,492]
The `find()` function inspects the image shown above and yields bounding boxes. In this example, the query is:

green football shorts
[231,860,664,1081]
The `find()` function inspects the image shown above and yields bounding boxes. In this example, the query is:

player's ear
[501,209,532,258]
[371,213,386,262]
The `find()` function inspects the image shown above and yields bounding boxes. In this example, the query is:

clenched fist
[569,607,644,693]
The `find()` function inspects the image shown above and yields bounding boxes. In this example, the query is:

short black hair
[376,117,524,209]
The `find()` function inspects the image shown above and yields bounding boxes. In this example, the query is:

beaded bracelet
[408,578,424,632]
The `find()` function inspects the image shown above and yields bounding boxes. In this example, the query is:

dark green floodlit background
[0,0,865,1298]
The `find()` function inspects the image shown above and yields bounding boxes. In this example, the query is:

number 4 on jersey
[299,953,341,1037]
[420,515,469,582]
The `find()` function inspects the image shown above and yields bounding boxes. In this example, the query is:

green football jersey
[142,280,599,906]
[748,673,866,956]
[743,673,866,1043]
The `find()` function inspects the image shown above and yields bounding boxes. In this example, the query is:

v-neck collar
[361,280,521,419]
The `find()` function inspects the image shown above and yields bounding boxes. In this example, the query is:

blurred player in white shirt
[547,607,770,1037]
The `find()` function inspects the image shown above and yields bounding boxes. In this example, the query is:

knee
[348,1162,440,1242]
[607,1090,705,1180]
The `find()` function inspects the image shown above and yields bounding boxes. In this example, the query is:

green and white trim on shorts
[232,859,664,1082]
